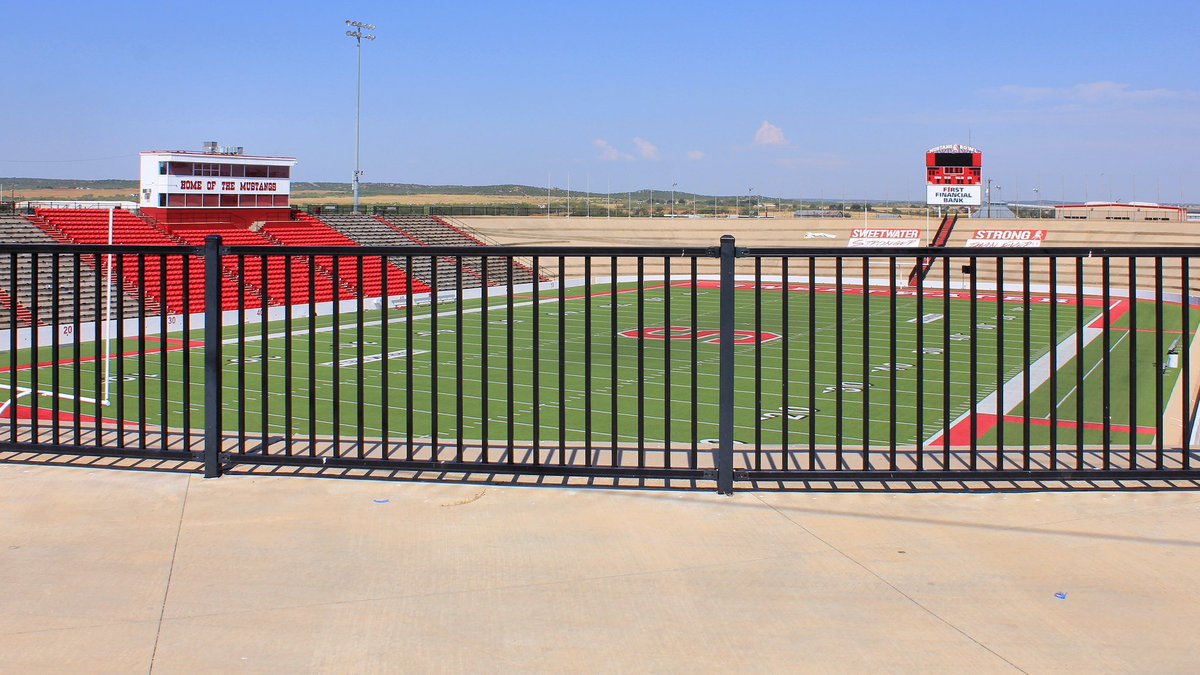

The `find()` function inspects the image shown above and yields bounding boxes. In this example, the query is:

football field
[2,277,1195,455]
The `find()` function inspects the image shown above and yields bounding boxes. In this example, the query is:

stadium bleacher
[169,224,343,307]
[316,213,463,290]
[0,214,141,328]
[260,213,429,300]
[9,207,549,322]
[35,208,215,314]
[380,214,537,287]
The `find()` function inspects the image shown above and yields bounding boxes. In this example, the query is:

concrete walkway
[2,464,1199,673]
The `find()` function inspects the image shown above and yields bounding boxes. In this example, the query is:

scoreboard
[925,144,982,206]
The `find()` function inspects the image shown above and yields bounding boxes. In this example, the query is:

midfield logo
[618,327,781,345]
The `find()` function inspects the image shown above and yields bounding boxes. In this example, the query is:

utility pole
[345,20,376,213]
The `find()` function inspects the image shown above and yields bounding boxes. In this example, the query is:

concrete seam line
[749,493,1029,674]
[147,474,192,674]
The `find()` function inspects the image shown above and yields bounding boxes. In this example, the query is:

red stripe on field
[562,284,667,302]
[1001,415,1155,436]
[1087,299,1130,329]
[0,343,190,375]
[11,405,98,425]
[946,413,998,446]
[673,280,1108,308]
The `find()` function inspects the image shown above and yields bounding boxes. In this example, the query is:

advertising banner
[926,184,982,206]
[965,229,1047,248]
[848,228,922,248]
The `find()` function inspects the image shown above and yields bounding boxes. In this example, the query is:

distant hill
[0,178,138,190]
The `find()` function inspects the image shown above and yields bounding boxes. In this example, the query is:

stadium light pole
[346,20,376,213]
[671,182,677,216]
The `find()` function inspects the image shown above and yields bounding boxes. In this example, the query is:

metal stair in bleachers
[380,214,536,288]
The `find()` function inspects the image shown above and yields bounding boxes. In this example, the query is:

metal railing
[2,236,1199,492]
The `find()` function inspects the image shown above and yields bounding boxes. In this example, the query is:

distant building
[139,142,298,227]
[1055,202,1186,222]
[793,210,849,218]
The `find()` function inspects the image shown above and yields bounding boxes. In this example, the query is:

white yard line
[923,300,1121,446]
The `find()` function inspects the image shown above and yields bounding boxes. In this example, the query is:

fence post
[203,235,223,479]
[717,234,736,494]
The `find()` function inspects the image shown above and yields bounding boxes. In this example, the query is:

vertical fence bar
[456,256,465,463]
[995,257,1005,468]
[754,258,762,470]
[1154,256,1164,469]
[888,257,897,471]
[308,257,318,456]
[915,254,924,471]
[507,257,514,465]
[405,256,414,460]
[159,256,169,451]
[808,256,817,470]
[51,253,61,445]
[30,254,39,443]
[236,256,246,455]
[1075,257,1085,469]
[1049,258,1059,468]
[717,235,735,495]
[113,255,123,448]
[1102,257,1112,469]
[559,256,567,465]
[864,254,873,470]
[1127,257,1137,469]
[585,256,593,466]
[8,253,16,443]
[380,256,390,460]
[636,257,645,467]
[261,255,270,457]
[136,254,146,449]
[861,256,870,470]
[532,256,541,464]
[968,256,977,470]
[73,255,82,445]
[663,256,671,469]
[331,257,341,458]
[480,256,489,463]
[285,257,295,457]
[356,257,365,459]
[1182,257,1191,470]
[430,256,440,461]
[183,256,192,452]
[780,257,789,470]
[835,257,844,470]
[92,256,103,447]
[610,257,618,467]
[1023,257,1032,470]
[691,257,698,470]
[942,256,951,469]
[203,236,223,478]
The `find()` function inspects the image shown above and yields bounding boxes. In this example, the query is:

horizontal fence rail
[2,236,1199,493]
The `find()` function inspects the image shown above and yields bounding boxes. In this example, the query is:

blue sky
[3,1,1197,202]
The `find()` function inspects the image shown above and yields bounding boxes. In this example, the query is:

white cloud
[753,121,788,146]
[593,138,632,161]
[686,150,705,161]
[633,137,660,160]
[985,81,1195,104]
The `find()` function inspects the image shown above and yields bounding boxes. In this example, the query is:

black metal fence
[2,236,1199,492]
